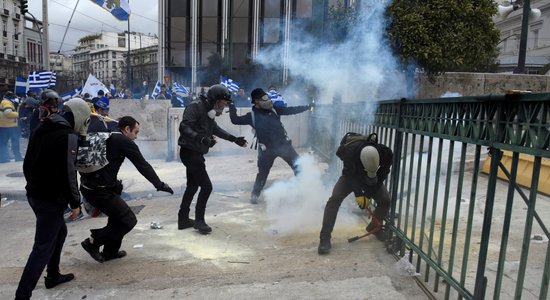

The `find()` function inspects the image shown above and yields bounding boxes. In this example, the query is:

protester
[156,84,171,100]
[80,116,174,263]
[15,98,91,300]
[177,84,247,233]
[18,91,38,139]
[88,97,117,133]
[29,89,61,133]
[0,91,23,162]
[232,87,250,107]
[228,88,311,204]
[318,132,393,255]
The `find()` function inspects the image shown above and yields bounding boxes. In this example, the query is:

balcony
[2,9,9,16]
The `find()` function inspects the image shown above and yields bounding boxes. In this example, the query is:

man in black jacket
[15,97,91,300]
[318,133,393,255]
[177,84,247,234]
[229,88,311,204]
[79,116,174,263]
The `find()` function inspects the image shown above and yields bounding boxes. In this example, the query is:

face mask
[213,100,226,115]
[259,99,273,110]
[207,109,216,119]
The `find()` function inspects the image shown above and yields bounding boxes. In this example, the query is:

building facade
[72,31,158,92]
[495,0,550,73]
[0,0,26,93]
[159,0,344,91]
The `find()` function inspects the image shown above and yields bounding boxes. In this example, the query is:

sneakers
[318,237,331,255]
[65,210,85,223]
[193,220,212,234]
[44,273,75,289]
[81,238,105,263]
[101,250,127,261]
[250,194,259,204]
[178,218,195,230]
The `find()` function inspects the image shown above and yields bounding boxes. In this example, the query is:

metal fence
[309,93,550,299]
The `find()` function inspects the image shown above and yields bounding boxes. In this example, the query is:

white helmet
[64,98,91,135]
[360,145,379,181]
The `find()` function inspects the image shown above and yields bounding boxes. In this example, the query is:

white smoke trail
[264,154,358,235]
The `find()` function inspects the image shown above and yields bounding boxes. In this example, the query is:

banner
[81,74,107,98]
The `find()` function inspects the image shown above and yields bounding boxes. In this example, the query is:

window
[112,52,116,58]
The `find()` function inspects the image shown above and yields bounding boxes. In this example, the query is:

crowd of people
[6,84,393,300]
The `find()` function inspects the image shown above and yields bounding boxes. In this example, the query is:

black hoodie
[23,113,81,208]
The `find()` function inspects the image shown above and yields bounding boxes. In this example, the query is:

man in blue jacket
[229,88,311,204]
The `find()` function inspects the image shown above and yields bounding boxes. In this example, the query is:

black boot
[44,273,75,289]
[101,250,127,261]
[178,218,195,230]
[318,236,331,255]
[81,238,105,263]
[193,220,212,234]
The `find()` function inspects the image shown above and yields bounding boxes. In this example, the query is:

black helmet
[206,84,232,104]
[40,89,59,105]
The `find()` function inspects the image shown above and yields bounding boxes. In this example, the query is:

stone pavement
[0,150,430,300]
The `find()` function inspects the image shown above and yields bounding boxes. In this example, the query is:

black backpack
[336,132,378,161]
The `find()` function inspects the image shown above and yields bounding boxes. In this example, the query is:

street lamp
[498,0,541,74]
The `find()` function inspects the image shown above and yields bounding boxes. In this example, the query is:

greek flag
[60,86,83,102]
[90,0,131,21]
[220,75,239,93]
[150,81,162,99]
[28,70,56,89]
[15,75,28,94]
[268,89,287,107]
[173,82,189,95]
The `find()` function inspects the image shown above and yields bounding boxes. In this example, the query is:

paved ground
[0,150,429,300]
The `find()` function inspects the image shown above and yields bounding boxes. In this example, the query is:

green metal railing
[309,93,550,299]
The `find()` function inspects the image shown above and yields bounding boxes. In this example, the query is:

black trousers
[252,142,300,197]
[15,197,67,300]
[320,175,390,239]
[179,148,211,221]
[80,187,137,254]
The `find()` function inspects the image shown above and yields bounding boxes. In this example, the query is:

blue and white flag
[15,75,28,94]
[220,75,240,93]
[173,82,189,95]
[90,0,131,21]
[268,89,287,107]
[60,86,83,102]
[150,81,162,99]
[28,70,56,89]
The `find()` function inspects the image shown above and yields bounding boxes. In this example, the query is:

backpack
[336,132,378,161]
[76,132,116,173]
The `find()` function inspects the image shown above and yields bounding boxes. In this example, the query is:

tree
[386,0,500,77]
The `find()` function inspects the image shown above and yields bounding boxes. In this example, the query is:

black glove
[200,136,217,147]
[157,182,174,195]
[234,136,247,147]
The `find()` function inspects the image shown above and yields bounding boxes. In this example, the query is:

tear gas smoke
[263,154,358,235]
[255,2,409,104]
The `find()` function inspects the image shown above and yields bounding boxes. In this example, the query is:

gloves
[200,136,217,147]
[356,196,368,209]
[157,182,174,195]
[234,136,247,147]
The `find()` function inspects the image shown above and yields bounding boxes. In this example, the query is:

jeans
[0,126,22,162]
[251,142,300,197]
[15,197,67,300]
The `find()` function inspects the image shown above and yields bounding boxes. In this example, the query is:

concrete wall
[108,99,310,160]
[417,72,550,98]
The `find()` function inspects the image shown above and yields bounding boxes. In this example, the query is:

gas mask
[360,146,380,186]
[258,95,273,110]
[207,109,217,119]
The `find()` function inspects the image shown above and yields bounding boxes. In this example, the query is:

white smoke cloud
[264,154,358,235]
[255,2,408,105]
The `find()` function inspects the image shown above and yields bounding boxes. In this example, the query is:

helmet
[206,84,232,104]
[40,89,59,105]
[64,98,91,135]
[360,146,379,184]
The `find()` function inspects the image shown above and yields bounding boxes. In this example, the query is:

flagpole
[42,0,49,71]
[126,0,131,93]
